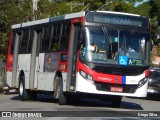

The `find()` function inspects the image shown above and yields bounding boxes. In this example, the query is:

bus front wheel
[54,76,68,105]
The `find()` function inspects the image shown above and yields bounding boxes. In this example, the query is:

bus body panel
[37,72,55,91]
[37,52,59,91]
[12,33,21,88]
[17,54,31,89]
[33,57,39,89]
[36,52,67,91]
[76,72,148,97]
[38,53,44,72]
[62,73,67,91]
[6,72,12,87]
[37,53,45,90]
[29,30,38,89]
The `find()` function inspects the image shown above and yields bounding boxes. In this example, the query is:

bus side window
[60,22,71,51]
[11,32,16,54]
[50,24,61,51]
[27,29,34,53]
[20,29,29,53]
[41,25,52,52]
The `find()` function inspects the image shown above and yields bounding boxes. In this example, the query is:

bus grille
[92,66,144,76]
[95,82,137,93]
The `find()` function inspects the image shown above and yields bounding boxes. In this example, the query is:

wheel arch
[18,70,25,83]
[53,70,66,92]
[18,70,27,89]
[55,70,62,78]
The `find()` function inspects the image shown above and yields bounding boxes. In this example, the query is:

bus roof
[11,11,143,29]
[97,11,140,17]
[12,11,86,29]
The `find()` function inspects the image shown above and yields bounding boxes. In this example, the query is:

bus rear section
[6,31,14,90]
[6,11,150,107]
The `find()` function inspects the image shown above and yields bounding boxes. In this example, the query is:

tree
[0,0,159,62]
[0,0,33,61]
[148,0,160,45]
[37,0,52,19]
[133,2,152,17]
[0,0,19,60]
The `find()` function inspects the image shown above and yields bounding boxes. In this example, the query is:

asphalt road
[0,93,160,120]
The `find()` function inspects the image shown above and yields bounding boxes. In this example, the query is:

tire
[19,76,29,101]
[54,76,68,105]
[111,96,122,108]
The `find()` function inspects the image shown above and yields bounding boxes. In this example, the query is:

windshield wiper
[123,34,127,55]
[102,27,112,45]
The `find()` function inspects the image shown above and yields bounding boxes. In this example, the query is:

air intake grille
[92,66,145,76]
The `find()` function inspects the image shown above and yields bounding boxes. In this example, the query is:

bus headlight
[80,70,94,83]
[138,78,148,88]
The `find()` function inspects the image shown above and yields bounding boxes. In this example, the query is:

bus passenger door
[67,22,81,91]
[29,30,42,89]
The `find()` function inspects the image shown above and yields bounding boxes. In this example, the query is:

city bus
[6,11,150,107]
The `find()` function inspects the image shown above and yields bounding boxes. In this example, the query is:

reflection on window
[50,22,70,52]
[60,23,70,51]
[41,26,52,51]
[80,26,149,66]
[20,29,29,53]
[28,29,34,53]
[50,24,61,51]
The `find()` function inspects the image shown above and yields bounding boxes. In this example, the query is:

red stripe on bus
[78,61,123,84]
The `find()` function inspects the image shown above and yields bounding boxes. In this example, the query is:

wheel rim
[54,77,60,98]
[19,81,23,96]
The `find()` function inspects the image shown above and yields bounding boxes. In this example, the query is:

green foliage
[0,0,160,62]
[133,3,152,17]
[105,0,134,12]
[147,0,160,45]
[37,0,52,19]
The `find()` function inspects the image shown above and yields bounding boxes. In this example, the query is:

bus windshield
[80,26,150,66]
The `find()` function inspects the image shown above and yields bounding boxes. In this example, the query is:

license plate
[111,87,123,92]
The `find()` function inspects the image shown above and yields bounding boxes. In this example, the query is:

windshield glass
[80,26,150,66]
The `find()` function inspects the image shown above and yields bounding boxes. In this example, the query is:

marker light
[80,70,94,83]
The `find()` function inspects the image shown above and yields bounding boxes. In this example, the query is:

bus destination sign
[86,12,149,27]
[104,16,132,26]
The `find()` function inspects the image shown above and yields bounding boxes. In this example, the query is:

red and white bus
[6,11,150,107]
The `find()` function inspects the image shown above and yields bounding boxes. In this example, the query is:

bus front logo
[98,77,112,82]
[115,78,119,83]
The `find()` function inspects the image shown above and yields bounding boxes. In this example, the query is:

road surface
[0,94,160,120]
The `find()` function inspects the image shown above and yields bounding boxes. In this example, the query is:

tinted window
[11,32,16,54]
[20,29,29,53]
[28,29,34,53]
[41,25,52,52]
[50,24,61,51]
[60,22,71,51]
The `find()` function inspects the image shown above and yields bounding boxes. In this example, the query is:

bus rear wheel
[19,76,29,101]
[54,76,68,105]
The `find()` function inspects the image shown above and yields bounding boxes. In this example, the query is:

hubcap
[19,81,23,96]
[54,77,60,98]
